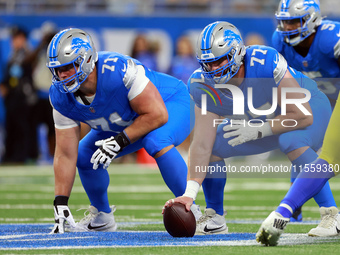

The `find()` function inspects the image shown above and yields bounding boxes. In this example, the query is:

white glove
[50,205,76,234]
[223,121,273,147]
[90,132,130,170]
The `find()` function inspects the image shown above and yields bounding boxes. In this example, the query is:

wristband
[258,122,273,139]
[54,196,69,206]
[115,131,131,149]
[183,180,200,201]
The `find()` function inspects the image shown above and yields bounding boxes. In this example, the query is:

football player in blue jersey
[46,28,201,233]
[273,0,340,108]
[272,0,340,227]
[163,21,338,236]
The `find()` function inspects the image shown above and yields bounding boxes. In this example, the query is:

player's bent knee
[77,148,94,170]
[142,136,169,157]
[278,133,307,154]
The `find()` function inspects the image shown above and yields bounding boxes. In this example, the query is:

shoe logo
[273,219,288,230]
[88,223,108,230]
[336,227,340,234]
[203,225,224,232]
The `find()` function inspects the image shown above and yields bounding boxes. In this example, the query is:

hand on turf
[162,196,194,214]
[91,136,122,170]
[50,205,76,234]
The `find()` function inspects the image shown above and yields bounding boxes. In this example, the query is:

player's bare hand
[162,196,194,214]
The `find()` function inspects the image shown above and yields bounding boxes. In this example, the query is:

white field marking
[7,236,93,242]
[0,217,320,225]
[0,183,302,193]
[0,233,339,250]
[0,164,157,177]
[3,194,53,200]
[0,233,44,239]
[1,193,172,200]
[0,232,93,241]
[2,181,340,192]
[0,204,323,213]
[0,185,170,193]
[2,182,340,193]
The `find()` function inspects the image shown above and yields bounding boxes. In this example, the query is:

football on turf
[163,202,196,237]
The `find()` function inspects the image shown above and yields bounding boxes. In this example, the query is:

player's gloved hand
[50,196,76,234]
[91,131,130,170]
[223,121,273,147]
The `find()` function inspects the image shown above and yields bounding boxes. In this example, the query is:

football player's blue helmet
[46,28,98,93]
[275,0,322,46]
[196,21,246,84]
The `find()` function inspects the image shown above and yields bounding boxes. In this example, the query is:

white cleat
[191,204,203,221]
[71,205,117,232]
[308,206,340,237]
[195,208,228,235]
[256,211,289,246]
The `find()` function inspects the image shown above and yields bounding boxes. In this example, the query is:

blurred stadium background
[0,0,338,78]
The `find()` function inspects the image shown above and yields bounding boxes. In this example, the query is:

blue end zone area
[0,224,255,250]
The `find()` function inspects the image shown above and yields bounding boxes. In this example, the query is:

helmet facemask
[46,28,98,93]
[198,48,240,84]
[49,56,87,93]
[275,0,322,46]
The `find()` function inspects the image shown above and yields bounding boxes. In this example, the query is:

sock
[276,158,335,218]
[313,181,337,207]
[78,168,111,213]
[290,147,317,182]
[156,147,187,197]
[290,148,336,208]
[202,160,226,215]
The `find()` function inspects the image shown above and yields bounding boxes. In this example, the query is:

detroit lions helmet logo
[71,37,92,53]
[224,30,242,46]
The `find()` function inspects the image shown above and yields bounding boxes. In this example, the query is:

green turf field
[0,160,339,254]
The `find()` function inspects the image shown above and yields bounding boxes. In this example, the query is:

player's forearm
[270,112,313,134]
[187,143,211,186]
[53,154,77,197]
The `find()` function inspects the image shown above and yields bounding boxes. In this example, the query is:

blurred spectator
[25,22,57,163]
[320,0,340,16]
[245,32,266,46]
[230,0,266,14]
[0,0,283,15]
[127,33,161,164]
[0,89,5,162]
[131,34,159,71]
[0,26,37,163]
[169,35,199,162]
[169,35,199,83]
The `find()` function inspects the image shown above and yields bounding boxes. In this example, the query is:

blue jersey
[50,51,185,133]
[189,45,321,121]
[272,20,340,103]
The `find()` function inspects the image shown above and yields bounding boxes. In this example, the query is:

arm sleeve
[53,109,80,129]
[273,52,288,85]
[122,59,150,101]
